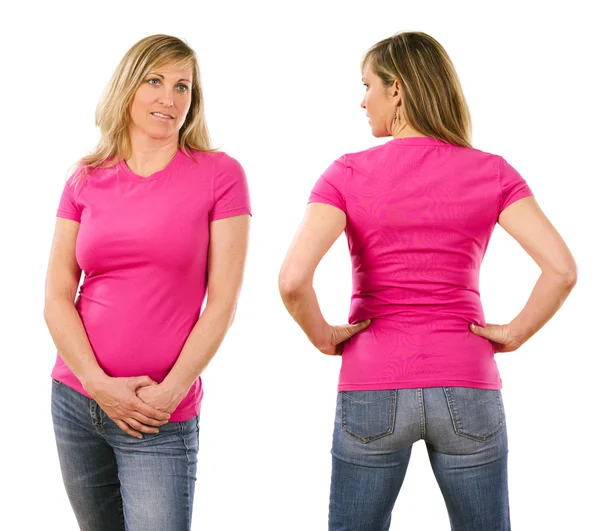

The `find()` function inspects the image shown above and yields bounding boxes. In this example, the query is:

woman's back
[280,31,576,531]
[309,136,532,391]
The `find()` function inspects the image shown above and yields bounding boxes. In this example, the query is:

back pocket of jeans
[443,387,505,442]
[341,390,397,443]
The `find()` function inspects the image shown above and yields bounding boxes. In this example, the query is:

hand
[84,375,171,439]
[136,383,185,416]
[469,323,524,353]
[318,320,372,356]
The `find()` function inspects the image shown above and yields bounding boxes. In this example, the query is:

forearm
[43,299,107,389]
[161,302,238,396]
[280,283,329,349]
[509,270,577,343]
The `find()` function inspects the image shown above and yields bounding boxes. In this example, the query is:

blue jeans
[51,379,199,531]
[329,387,510,531]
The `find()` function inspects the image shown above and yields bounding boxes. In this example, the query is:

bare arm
[279,203,370,355]
[137,214,250,412]
[470,197,577,350]
[43,218,103,385]
[44,217,170,437]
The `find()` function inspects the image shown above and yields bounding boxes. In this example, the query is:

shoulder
[464,145,505,165]
[185,149,244,174]
[340,143,388,167]
[320,145,381,176]
[327,142,399,179]
[67,161,116,192]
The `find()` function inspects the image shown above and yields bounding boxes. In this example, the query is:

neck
[392,122,426,139]
[126,127,180,177]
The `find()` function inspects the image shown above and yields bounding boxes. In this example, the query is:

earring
[393,109,398,125]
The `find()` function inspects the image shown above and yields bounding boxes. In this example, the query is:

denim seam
[417,388,426,439]
[179,422,194,465]
[89,400,104,433]
[178,422,193,523]
[341,390,396,404]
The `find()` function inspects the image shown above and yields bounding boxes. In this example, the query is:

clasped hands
[84,375,185,439]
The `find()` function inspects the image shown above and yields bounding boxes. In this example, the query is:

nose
[158,87,174,107]
[360,96,366,109]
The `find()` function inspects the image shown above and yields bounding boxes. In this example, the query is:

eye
[363,83,369,90]
[176,84,189,93]
[147,78,161,86]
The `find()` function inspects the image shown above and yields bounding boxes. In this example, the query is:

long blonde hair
[78,34,214,176]
[362,32,472,147]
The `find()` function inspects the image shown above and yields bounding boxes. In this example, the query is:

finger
[470,323,501,342]
[125,417,160,434]
[131,411,169,427]
[130,376,158,389]
[344,319,372,338]
[469,323,490,338]
[134,399,171,421]
[115,419,143,439]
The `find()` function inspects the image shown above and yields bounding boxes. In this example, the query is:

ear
[391,79,402,106]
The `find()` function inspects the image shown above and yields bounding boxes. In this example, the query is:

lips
[151,112,174,119]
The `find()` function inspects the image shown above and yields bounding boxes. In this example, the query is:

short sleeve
[209,153,252,222]
[308,157,347,213]
[56,173,83,222]
[498,157,533,213]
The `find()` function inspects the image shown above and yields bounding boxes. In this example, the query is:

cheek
[366,92,381,115]
[176,97,192,123]
[371,92,384,113]
[129,98,142,122]
[132,87,154,110]
[178,93,192,112]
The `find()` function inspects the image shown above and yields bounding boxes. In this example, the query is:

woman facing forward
[44,35,250,531]
[279,32,576,531]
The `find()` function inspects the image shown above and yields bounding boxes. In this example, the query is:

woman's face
[129,62,193,141]
[360,63,398,137]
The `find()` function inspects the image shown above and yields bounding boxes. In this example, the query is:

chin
[147,127,177,140]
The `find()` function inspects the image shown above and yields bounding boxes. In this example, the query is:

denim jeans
[329,387,510,531]
[51,379,199,531]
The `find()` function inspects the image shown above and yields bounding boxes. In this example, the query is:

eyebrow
[148,72,192,83]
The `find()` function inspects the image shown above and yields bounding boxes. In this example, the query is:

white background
[1,0,598,529]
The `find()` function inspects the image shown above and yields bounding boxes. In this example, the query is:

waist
[339,324,500,390]
[349,279,482,324]
[76,304,198,381]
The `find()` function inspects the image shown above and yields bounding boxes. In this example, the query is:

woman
[44,35,251,530]
[279,32,576,531]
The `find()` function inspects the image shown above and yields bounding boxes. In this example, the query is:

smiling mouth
[151,112,174,119]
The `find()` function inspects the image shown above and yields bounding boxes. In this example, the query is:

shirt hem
[338,378,502,392]
[209,207,252,221]
[307,198,345,213]
[502,191,534,212]
[56,210,81,222]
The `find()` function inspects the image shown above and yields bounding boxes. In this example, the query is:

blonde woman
[279,32,576,530]
[44,35,250,530]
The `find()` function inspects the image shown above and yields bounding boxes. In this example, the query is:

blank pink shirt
[52,150,251,421]
[309,137,532,391]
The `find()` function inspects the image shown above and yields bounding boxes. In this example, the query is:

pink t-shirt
[52,149,251,421]
[309,136,533,391]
